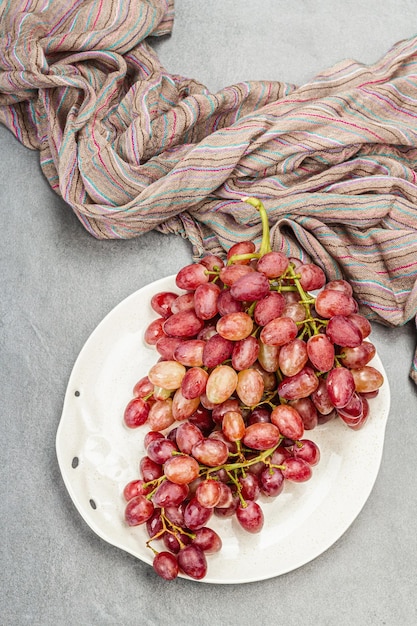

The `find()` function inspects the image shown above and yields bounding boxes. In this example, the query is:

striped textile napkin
[1,0,417,382]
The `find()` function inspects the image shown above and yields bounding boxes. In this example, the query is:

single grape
[170,292,195,314]
[195,479,222,508]
[259,466,284,497]
[256,251,289,278]
[176,263,209,290]
[147,438,177,464]
[175,421,204,454]
[194,282,221,320]
[339,342,376,368]
[152,480,189,508]
[220,264,255,286]
[242,423,281,450]
[278,338,308,377]
[148,360,186,390]
[181,367,209,399]
[227,240,256,263]
[291,439,320,465]
[124,495,154,526]
[140,456,164,482]
[163,309,205,338]
[326,315,362,348]
[151,291,178,318]
[326,367,355,408]
[133,375,154,398]
[202,333,234,368]
[270,404,304,440]
[236,368,265,407]
[236,501,264,533]
[173,339,205,367]
[123,479,151,502]
[153,551,179,580]
[297,263,326,291]
[315,289,357,318]
[164,455,200,485]
[172,387,201,421]
[289,397,319,430]
[124,397,150,428]
[155,336,183,360]
[231,336,259,371]
[205,365,238,404]
[144,317,166,346]
[217,289,244,315]
[238,473,261,500]
[147,398,175,431]
[254,291,286,326]
[278,366,319,400]
[230,271,270,302]
[177,544,208,580]
[282,457,312,482]
[306,334,335,372]
[216,311,254,341]
[260,316,298,346]
[350,366,384,393]
[222,410,246,442]
[191,438,229,467]
[193,527,222,553]
[183,497,213,530]
[257,342,280,373]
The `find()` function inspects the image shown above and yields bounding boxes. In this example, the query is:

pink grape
[230,271,270,301]
[310,378,335,415]
[306,334,335,372]
[337,391,363,419]
[147,438,177,464]
[133,375,154,398]
[278,338,308,377]
[147,399,175,431]
[297,263,326,291]
[217,289,243,315]
[260,316,298,346]
[148,360,186,390]
[278,366,319,400]
[315,289,357,318]
[216,312,254,341]
[193,527,222,553]
[282,301,306,323]
[247,406,271,425]
[164,455,200,485]
[227,240,256,263]
[170,292,195,314]
[125,495,154,526]
[144,431,165,449]
[152,480,189,508]
[173,339,205,367]
[324,279,353,297]
[177,544,207,580]
[153,551,179,580]
[282,457,312,482]
[184,497,213,530]
[326,315,362,347]
[236,501,264,533]
[172,387,201,420]
[205,365,238,404]
[181,367,209,399]
[289,398,319,430]
[175,422,204,454]
[144,318,166,345]
[140,456,164,482]
[257,342,280,372]
[211,398,241,425]
[188,405,215,434]
[339,342,376,368]
[124,397,150,428]
[202,333,234,368]
[256,251,289,278]
[326,367,355,408]
[236,368,264,407]
[254,292,286,326]
[348,313,371,339]
[194,282,221,320]
[156,336,183,360]
[191,438,229,467]
[199,254,225,274]
[176,263,209,290]
[242,423,280,450]
[146,510,164,538]
[222,410,246,442]
[260,466,284,497]
[163,310,204,338]
[270,404,304,440]
[231,336,259,371]
[151,291,178,318]
[195,479,222,508]
[250,361,277,390]
[123,479,151,502]
[291,439,320,465]
[350,366,384,393]
[220,264,254,286]
[238,473,261,500]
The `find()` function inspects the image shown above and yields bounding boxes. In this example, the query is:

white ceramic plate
[56,275,390,584]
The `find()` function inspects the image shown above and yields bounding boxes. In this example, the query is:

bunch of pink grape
[121,198,384,581]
